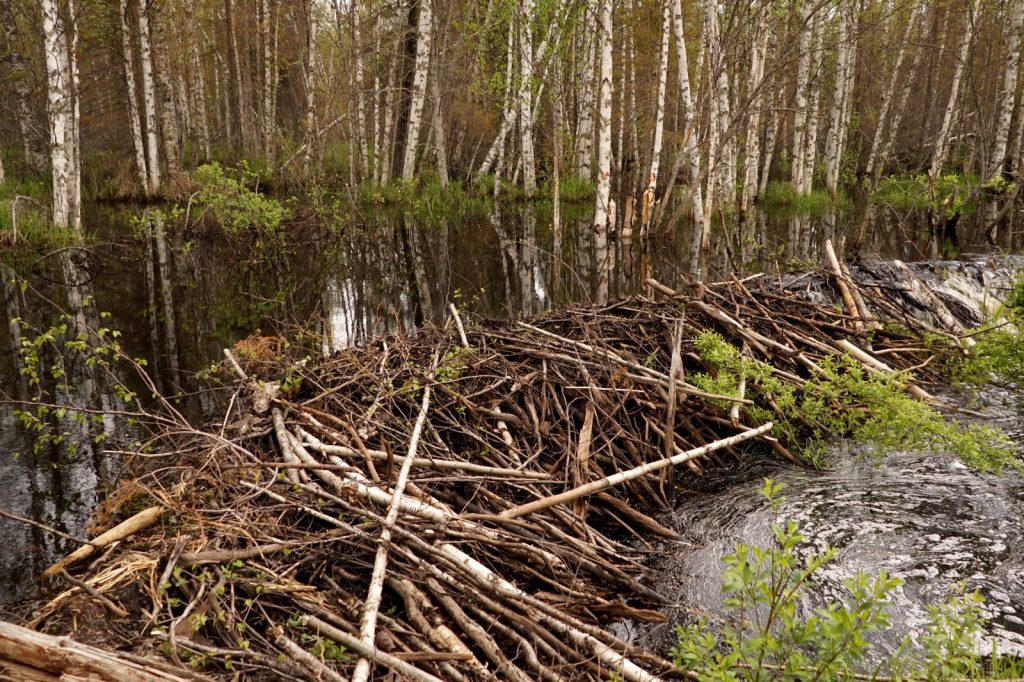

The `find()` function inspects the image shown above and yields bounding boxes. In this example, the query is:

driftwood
[19,256,1010,681]
[0,621,205,681]
[41,506,163,578]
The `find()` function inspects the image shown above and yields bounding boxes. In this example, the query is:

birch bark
[799,11,824,196]
[740,6,769,215]
[400,0,432,180]
[989,0,1024,178]
[866,5,916,182]
[791,5,812,191]
[518,0,537,197]
[824,2,856,197]
[119,0,147,191]
[40,0,78,232]
[189,42,211,160]
[591,0,613,233]
[575,1,598,178]
[642,0,671,233]
[137,0,161,193]
[928,1,975,178]
[302,0,319,172]
[672,0,704,225]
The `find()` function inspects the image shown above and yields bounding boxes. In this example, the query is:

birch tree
[642,0,671,233]
[866,4,917,182]
[988,0,1024,179]
[925,3,973,178]
[591,0,613,233]
[40,0,80,233]
[518,0,537,197]
[137,0,161,193]
[672,0,704,226]
[400,0,433,180]
[823,1,857,198]
[118,0,148,191]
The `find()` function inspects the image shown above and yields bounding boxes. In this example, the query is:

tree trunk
[400,0,432,180]
[518,0,537,197]
[642,0,671,235]
[137,0,161,193]
[866,6,916,182]
[223,0,243,153]
[791,6,812,192]
[189,41,211,160]
[672,0,704,225]
[302,0,319,172]
[799,10,824,196]
[928,2,975,178]
[575,1,598,178]
[824,1,856,198]
[989,0,1024,178]
[40,0,79,233]
[701,1,722,252]
[591,0,613,234]
[740,7,768,215]
[260,0,275,163]
[152,11,181,177]
[118,0,148,192]
[1,5,46,173]
[352,0,368,177]
[429,27,449,188]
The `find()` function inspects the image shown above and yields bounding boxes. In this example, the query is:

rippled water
[633,385,1024,660]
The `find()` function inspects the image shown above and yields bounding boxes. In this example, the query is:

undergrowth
[691,330,1018,472]
[0,178,79,250]
[673,480,1024,681]
[191,162,290,237]
[762,180,852,216]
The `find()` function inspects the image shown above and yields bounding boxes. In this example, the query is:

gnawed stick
[269,625,349,682]
[42,506,163,578]
[825,239,863,330]
[837,339,934,402]
[352,378,432,682]
[301,615,444,682]
[499,423,773,520]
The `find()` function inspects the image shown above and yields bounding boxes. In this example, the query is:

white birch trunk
[152,14,181,176]
[740,9,768,215]
[575,2,598,178]
[791,6,812,191]
[672,0,704,225]
[2,8,46,173]
[866,6,916,181]
[40,0,76,232]
[137,0,161,194]
[189,41,211,159]
[591,0,613,233]
[260,0,274,162]
[701,1,722,251]
[799,11,824,196]
[824,2,856,197]
[352,0,368,176]
[302,1,318,172]
[518,0,537,197]
[642,0,671,233]
[401,0,433,180]
[989,0,1024,178]
[929,2,974,178]
[67,0,81,233]
[118,0,148,192]
[429,33,449,188]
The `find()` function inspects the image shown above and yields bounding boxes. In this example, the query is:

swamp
[4,0,1024,679]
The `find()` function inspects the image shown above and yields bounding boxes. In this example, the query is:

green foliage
[192,162,290,236]
[0,178,78,249]
[672,480,1014,681]
[359,177,491,223]
[874,173,976,219]
[552,174,596,203]
[761,181,852,216]
[691,331,1018,472]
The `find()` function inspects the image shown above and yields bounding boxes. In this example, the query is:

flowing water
[0,197,1020,646]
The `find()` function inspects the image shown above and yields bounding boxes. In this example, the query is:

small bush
[192,162,289,236]
[672,480,1018,681]
[762,180,851,215]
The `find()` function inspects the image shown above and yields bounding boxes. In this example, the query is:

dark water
[0,198,1016,619]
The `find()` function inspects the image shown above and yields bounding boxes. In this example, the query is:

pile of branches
[22,248,1012,681]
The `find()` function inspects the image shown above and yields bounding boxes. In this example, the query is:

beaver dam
[4,245,1023,681]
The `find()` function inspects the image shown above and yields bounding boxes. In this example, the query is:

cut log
[0,621,201,681]
[42,506,163,578]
